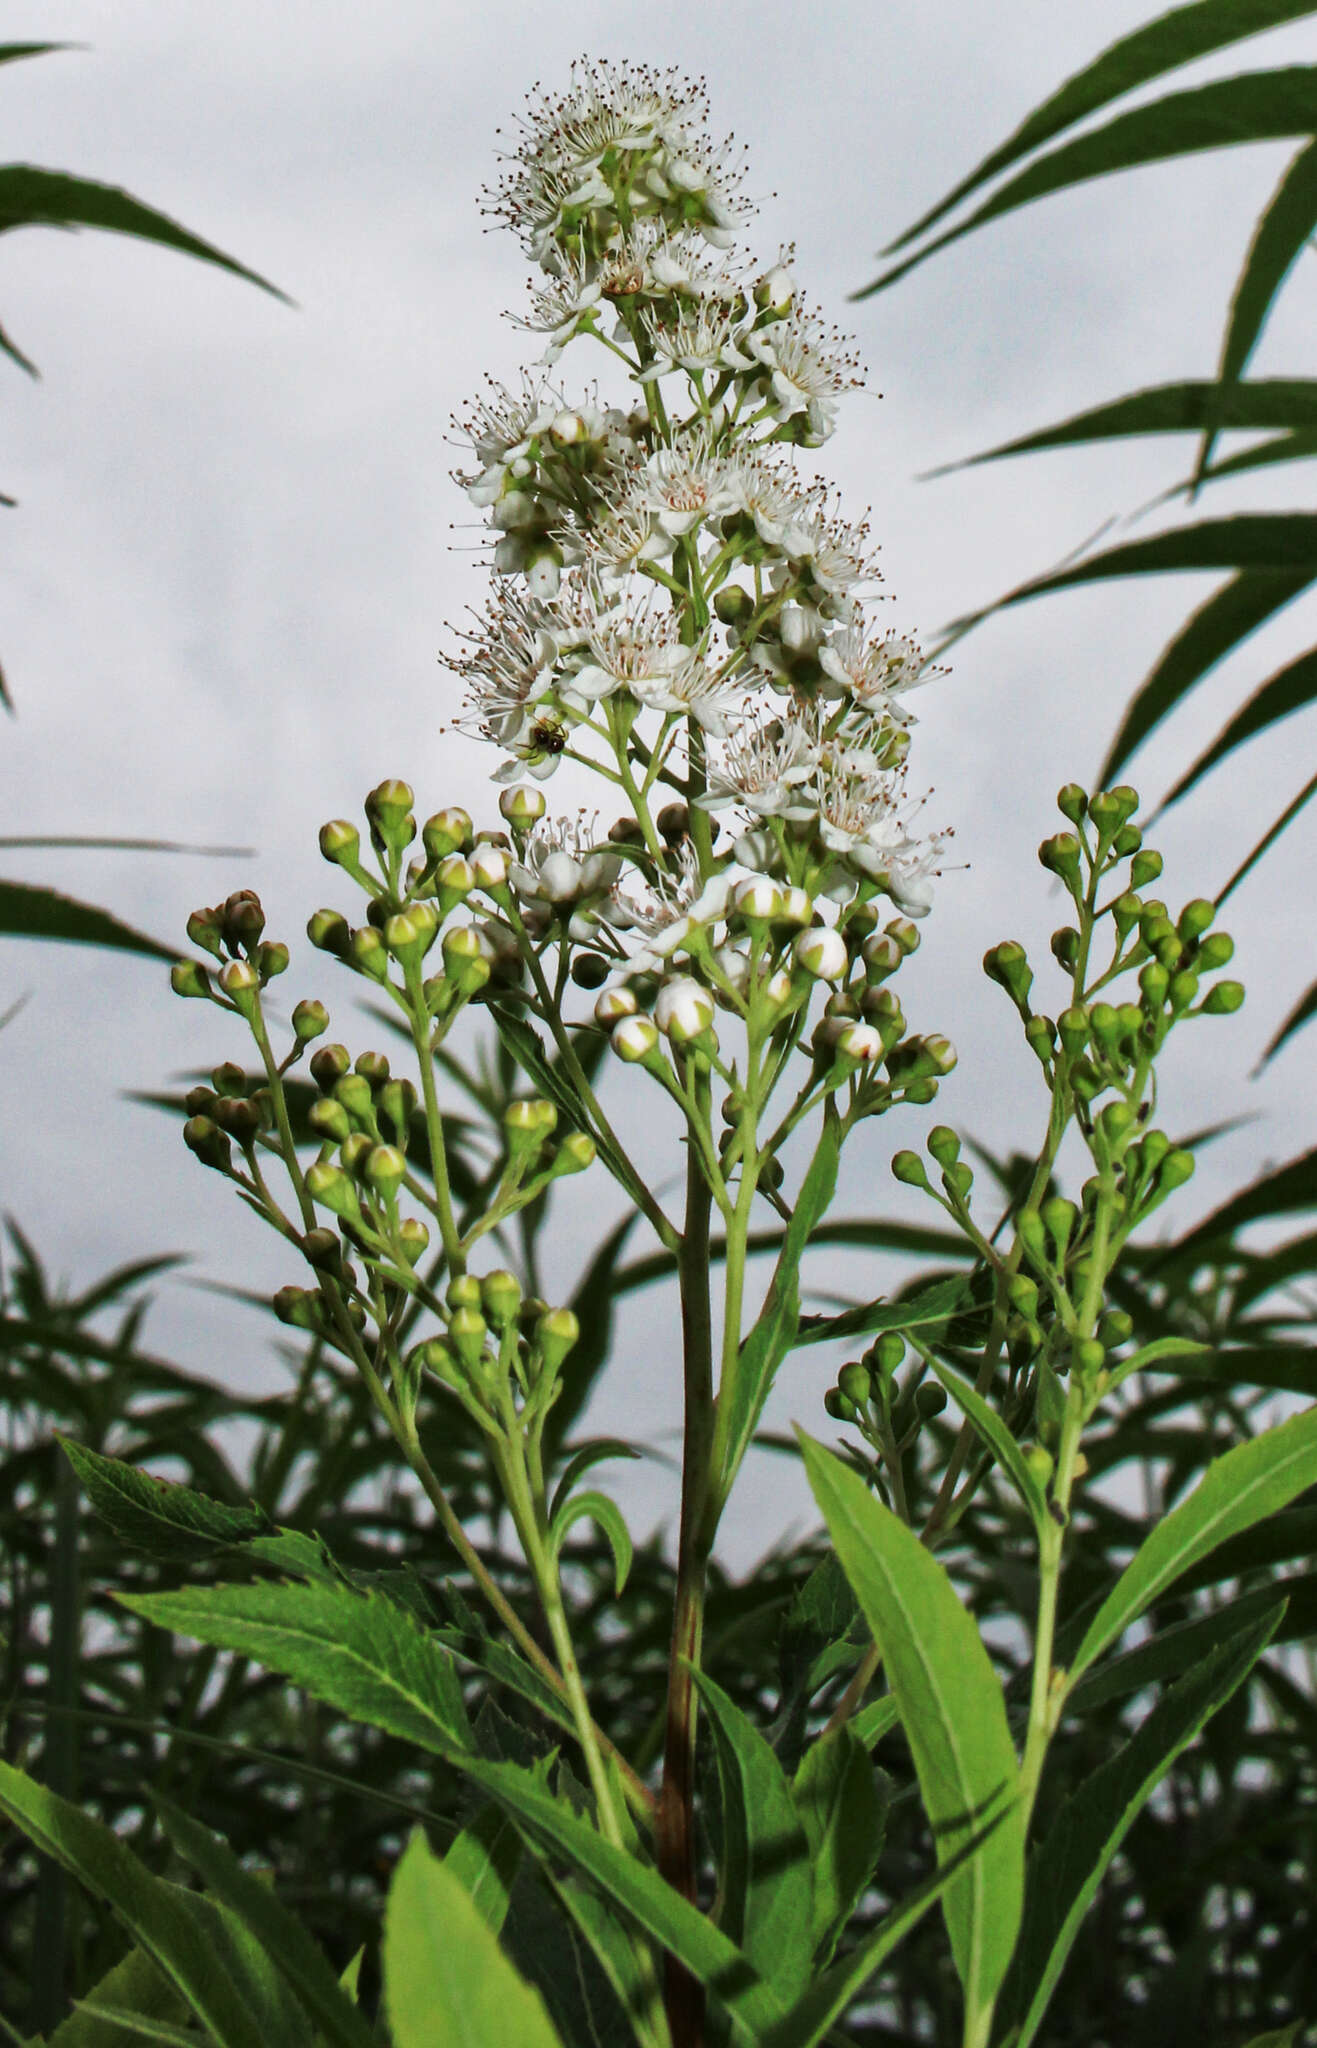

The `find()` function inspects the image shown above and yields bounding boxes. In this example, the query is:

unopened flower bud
[222,890,265,950]
[310,1042,351,1090]
[1007,1272,1039,1319]
[499,784,546,833]
[363,1143,406,1194]
[793,927,848,982]
[186,906,224,958]
[733,876,785,922]
[365,780,416,851]
[554,1130,596,1175]
[1073,1336,1106,1379]
[1056,783,1087,825]
[776,886,813,928]
[184,1084,216,1117]
[891,1149,928,1189]
[423,808,474,861]
[505,1097,557,1153]
[1041,1196,1077,1256]
[447,1274,482,1312]
[183,1115,232,1172]
[291,998,329,1043]
[170,959,212,1000]
[1024,1015,1056,1065]
[1201,979,1244,1015]
[1130,848,1163,890]
[305,1160,361,1218]
[1051,927,1080,971]
[1157,1148,1196,1191]
[396,1216,429,1266]
[442,923,495,997]
[308,909,353,958]
[655,975,716,1042]
[837,1360,872,1406]
[274,1285,321,1331]
[983,941,1033,1010]
[915,1383,948,1421]
[257,941,289,982]
[595,986,638,1027]
[470,844,510,892]
[218,958,260,1016]
[1058,1006,1089,1059]
[448,1305,489,1370]
[611,1015,661,1062]
[861,933,902,981]
[481,1269,523,1326]
[301,1227,343,1272]
[1168,970,1199,1013]
[536,1306,580,1374]
[319,820,361,868]
[656,802,691,845]
[835,1020,883,1062]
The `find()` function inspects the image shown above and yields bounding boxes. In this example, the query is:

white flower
[744,304,865,442]
[636,296,753,381]
[563,582,702,708]
[819,626,931,716]
[655,974,716,1041]
[720,453,816,554]
[794,927,849,982]
[450,586,559,755]
[510,814,621,911]
[633,433,739,538]
[631,653,747,735]
[606,846,732,976]
[700,711,820,820]
[784,500,882,603]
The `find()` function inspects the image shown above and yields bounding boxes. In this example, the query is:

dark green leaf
[1256,975,1317,1070]
[925,1357,1048,1533]
[1160,643,1317,806]
[1213,766,1317,905]
[864,68,1317,293]
[1070,1407,1317,1678]
[799,1435,1024,2023]
[0,165,288,299]
[150,1794,376,2048]
[548,1489,633,1596]
[0,879,176,958]
[48,1945,185,2048]
[548,1438,643,1524]
[118,1577,474,1755]
[872,0,1317,264]
[791,1725,887,1960]
[1067,1576,1317,1714]
[934,379,1317,473]
[63,1440,268,1558]
[692,1668,813,2002]
[443,1806,522,1936]
[1160,1147,1317,1263]
[796,1267,990,1349]
[1000,1604,1283,2048]
[384,1831,564,2048]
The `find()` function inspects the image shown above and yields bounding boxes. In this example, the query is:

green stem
[402,960,465,1273]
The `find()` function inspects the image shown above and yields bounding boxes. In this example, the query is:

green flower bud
[1086,1003,1122,1057]
[1017,1209,1047,1263]
[319,819,361,868]
[386,1218,423,1270]
[1069,1056,1102,1103]
[714,582,753,625]
[1024,1443,1054,1487]
[170,958,213,1000]
[305,1160,360,1218]
[183,1114,232,1172]
[1168,970,1199,1013]
[536,1306,580,1374]
[292,998,329,1043]
[184,1084,216,1117]
[416,1337,460,1385]
[273,1285,321,1331]
[1040,833,1083,886]
[1197,931,1234,970]
[915,1382,948,1421]
[837,1360,872,1406]
[221,890,266,950]
[186,906,224,959]
[1138,960,1169,1008]
[553,1130,597,1175]
[611,1015,662,1062]
[384,909,432,961]
[332,1073,374,1124]
[209,1062,243,1096]
[257,941,289,982]
[365,779,416,850]
[1113,823,1142,858]
[481,1269,523,1327]
[823,1387,851,1422]
[861,933,902,981]
[1099,1100,1136,1144]
[377,1079,416,1145]
[310,1041,351,1090]
[1007,1272,1039,1319]
[571,952,610,989]
[942,1160,973,1200]
[922,1034,957,1075]
[1073,1336,1105,1379]
[1201,979,1245,1015]
[1057,1006,1089,1058]
[301,1227,343,1272]
[423,807,474,861]
[449,1305,489,1370]
[349,925,390,982]
[1130,848,1163,890]
[499,784,547,833]
[1178,898,1215,941]
[1056,783,1087,825]
[211,1095,261,1145]
[1041,1196,1077,1256]
[505,1098,557,1155]
[1098,1309,1133,1348]
[868,1332,905,1382]
[218,958,260,1017]
[308,908,353,958]
[886,917,920,957]
[447,1273,483,1312]
[1086,790,1125,837]
[1157,1148,1195,1192]
[363,1143,406,1194]
[441,924,495,998]
[982,941,1033,1010]
[594,986,638,1027]
[891,1149,928,1189]
[434,854,475,905]
[1050,927,1080,971]
[926,1126,960,1170]
[1110,891,1142,938]
[340,1130,374,1177]
[1024,1015,1056,1065]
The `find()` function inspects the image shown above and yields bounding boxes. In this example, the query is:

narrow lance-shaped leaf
[63,1440,269,1558]
[1160,644,1317,807]
[1001,1603,1283,2048]
[1195,135,1317,485]
[47,1942,188,2048]
[1255,974,1317,1071]
[0,165,288,299]
[873,0,1317,264]
[691,1668,814,2002]
[863,68,1317,294]
[1213,766,1317,907]
[0,878,178,958]
[1069,1405,1317,1679]
[443,1806,522,1937]
[929,379,1317,474]
[384,1831,564,2048]
[791,1724,887,1960]
[799,1434,1024,2024]
[924,1356,1048,1533]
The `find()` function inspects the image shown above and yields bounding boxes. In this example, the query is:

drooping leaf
[0,1757,315,2048]
[384,1831,564,2048]
[1196,135,1317,483]
[1069,1405,1317,1679]
[1213,766,1317,906]
[62,1440,268,1558]
[547,1437,643,1523]
[0,879,177,958]
[150,1794,376,2048]
[1067,1576,1317,1714]
[548,1488,633,1596]
[0,164,288,299]
[791,1724,887,1960]
[1160,1147,1317,1262]
[934,379,1317,473]
[863,67,1317,293]
[692,1668,814,2002]
[1000,1604,1283,2048]
[872,0,1317,264]
[118,1577,474,1755]
[799,1435,1024,2024]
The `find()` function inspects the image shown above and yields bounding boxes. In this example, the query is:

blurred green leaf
[1000,1602,1283,2048]
[925,1355,1049,1532]
[384,1832,564,2048]
[48,1943,186,2048]
[1160,642,1317,804]
[1256,975,1317,1069]
[933,380,1317,473]
[799,1434,1024,2023]
[443,1807,521,1937]
[0,880,175,959]
[791,1724,887,1961]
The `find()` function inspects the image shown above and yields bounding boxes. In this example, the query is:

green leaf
[1160,1146,1317,1261]
[1214,766,1317,906]
[118,1577,474,1755]
[863,67,1317,293]
[791,1725,887,1960]
[149,1794,376,2048]
[851,1696,900,1748]
[924,1357,1048,1533]
[1102,567,1312,780]
[548,1488,633,1596]
[1256,974,1317,1070]
[1067,1576,1317,1714]
[1103,1334,1210,1394]
[692,1668,814,2002]
[1240,2027,1303,2047]
[796,1267,988,1349]
[934,379,1317,472]
[547,1878,662,2048]
[443,1806,522,1936]
[1070,1405,1317,1679]
[0,165,288,299]
[48,1945,186,2048]
[0,1757,314,2048]
[1160,643,1317,806]
[1000,1603,1283,2048]
[384,1831,564,2048]
[548,1437,643,1523]
[0,879,176,959]
[62,1440,268,1557]
[1196,136,1317,484]
[718,1110,841,1507]
[799,1434,1024,2022]
[872,0,1317,265]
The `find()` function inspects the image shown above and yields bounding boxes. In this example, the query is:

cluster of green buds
[410,1271,580,1442]
[825,1332,949,1501]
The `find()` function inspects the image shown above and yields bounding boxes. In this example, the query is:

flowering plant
[5,60,1310,2048]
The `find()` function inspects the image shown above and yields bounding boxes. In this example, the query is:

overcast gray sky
[3,2,1314,1557]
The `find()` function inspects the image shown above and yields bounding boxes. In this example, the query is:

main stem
[658,1129,716,2047]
